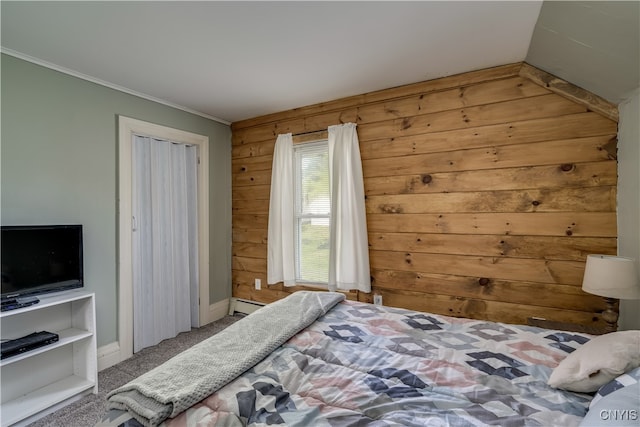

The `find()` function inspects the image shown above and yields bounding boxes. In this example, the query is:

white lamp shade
[582,255,640,300]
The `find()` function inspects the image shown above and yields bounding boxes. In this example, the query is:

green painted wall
[1,54,232,347]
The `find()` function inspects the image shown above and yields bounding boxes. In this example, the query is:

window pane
[299,145,330,216]
[298,218,330,283]
[295,141,330,283]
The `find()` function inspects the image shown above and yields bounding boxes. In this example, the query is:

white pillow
[548,330,640,393]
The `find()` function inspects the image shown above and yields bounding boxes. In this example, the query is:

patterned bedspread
[156,300,593,427]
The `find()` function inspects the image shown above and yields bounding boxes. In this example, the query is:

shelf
[0,328,93,367]
[0,290,91,318]
[1,290,96,426]
[1,375,95,427]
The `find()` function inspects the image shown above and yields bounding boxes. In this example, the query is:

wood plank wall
[231,62,619,333]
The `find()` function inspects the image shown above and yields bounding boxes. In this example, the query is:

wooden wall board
[230,62,619,334]
[233,228,268,244]
[359,113,617,159]
[368,251,585,285]
[233,214,269,229]
[366,212,617,237]
[365,186,616,214]
[361,136,615,177]
[233,187,271,204]
[368,233,616,261]
[364,162,617,195]
[369,269,607,310]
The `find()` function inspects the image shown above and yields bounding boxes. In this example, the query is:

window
[267,124,370,292]
[294,140,330,284]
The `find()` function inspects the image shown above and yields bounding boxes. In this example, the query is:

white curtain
[267,133,296,286]
[132,135,199,353]
[267,125,371,292]
[328,123,371,292]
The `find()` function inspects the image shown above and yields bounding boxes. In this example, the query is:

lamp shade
[582,255,640,300]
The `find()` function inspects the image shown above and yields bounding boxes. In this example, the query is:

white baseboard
[208,298,230,323]
[97,341,121,372]
[228,298,266,315]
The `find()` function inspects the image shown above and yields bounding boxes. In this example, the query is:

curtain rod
[292,129,328,137]
[292,129,329,144]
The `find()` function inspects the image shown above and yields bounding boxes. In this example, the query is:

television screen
[1,225,83,300]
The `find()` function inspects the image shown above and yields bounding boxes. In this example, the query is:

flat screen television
[1,225,84,301]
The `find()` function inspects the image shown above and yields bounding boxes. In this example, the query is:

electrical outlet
[254,278,261,290]
[373,294,383,306]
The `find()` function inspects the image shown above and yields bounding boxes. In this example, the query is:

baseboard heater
[228,298,266,316]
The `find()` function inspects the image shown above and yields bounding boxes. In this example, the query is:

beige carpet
[28,314,243,427]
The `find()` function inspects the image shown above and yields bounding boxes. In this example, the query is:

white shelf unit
[1,290,97,427]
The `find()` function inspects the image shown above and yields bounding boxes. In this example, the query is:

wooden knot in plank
[478,278,490,286]
[421,174,432,184]
[560,163,575,172]
[380,204,403,214]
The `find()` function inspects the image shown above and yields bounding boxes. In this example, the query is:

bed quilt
[160,300,593,427]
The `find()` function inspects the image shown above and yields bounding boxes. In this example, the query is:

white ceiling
[527,1,639,106]
[2,1,638,124]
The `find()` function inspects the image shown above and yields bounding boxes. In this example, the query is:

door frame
[117,115,210,360]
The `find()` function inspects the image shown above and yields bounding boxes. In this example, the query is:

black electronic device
[1,224,83,305]
[1,295,40,312]
[1,331,60,359]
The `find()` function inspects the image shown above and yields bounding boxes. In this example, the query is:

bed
[103,291,640,427]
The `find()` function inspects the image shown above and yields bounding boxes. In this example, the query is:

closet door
[131,135,199,352]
